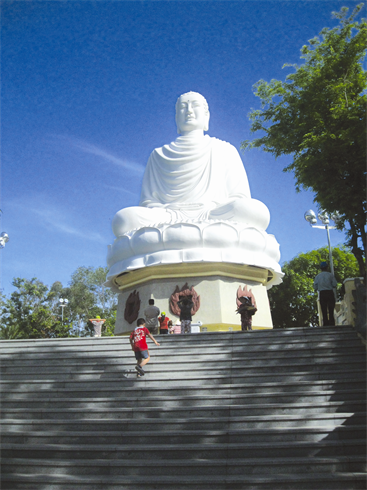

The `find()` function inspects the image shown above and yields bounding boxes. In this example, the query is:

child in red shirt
[129,318,160,376]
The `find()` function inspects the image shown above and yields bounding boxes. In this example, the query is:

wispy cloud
[104,184,139,198]
[53,135,145,174]
[32,207,104,241]
[11,198,105,243]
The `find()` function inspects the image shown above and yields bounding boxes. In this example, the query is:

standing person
[314,261,337,326]
[236,297,257,331]
[129,318,160,377]
[158,312,170,334]
[168,320,181,334]
[170,321,182,335]
[89,316,106,337]
[144,299,160,335]
[177,296,194,334]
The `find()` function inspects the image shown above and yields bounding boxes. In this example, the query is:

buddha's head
[175,92,210,134]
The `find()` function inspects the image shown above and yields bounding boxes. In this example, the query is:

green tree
[269,246,360,328]
[0,278,74,338]
[0,267,117,339]
[61,266,117,336]
[0,324,23,340]
[242,5,366,277]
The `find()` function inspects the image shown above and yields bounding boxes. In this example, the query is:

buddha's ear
[175,114,181,134]
[204,111,210,132]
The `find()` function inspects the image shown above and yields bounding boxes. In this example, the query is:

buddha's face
[175,93,210,134]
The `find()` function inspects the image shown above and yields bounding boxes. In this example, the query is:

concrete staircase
[1,326,366,489]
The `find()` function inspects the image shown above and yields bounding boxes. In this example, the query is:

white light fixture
[318,210,329,225]
[304,210,317,225]
[59,298,69,321]
[304,209,337,275]
[0,232,9,249]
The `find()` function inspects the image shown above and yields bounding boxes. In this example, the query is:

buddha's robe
[112,135,270,237]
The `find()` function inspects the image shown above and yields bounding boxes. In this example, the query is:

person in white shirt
[89,316,106,337]
[144,299,160,335]
[313,262,337,326]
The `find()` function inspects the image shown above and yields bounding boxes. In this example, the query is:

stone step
[1,403,364,423]
[1,471,366,490]
[1,326,365,489]
[2,356,360,374]
[0,352,367,377]
[2,455,366,476]
[0,381,363,398]
[0,326,357,346]
[4,348,362,362]
[22,357,361,371]
[0,407,366,428]
[2,413,364,430]
[1,347,363,368]
[0,329,361,347]
[2,424,365,445]
[0,388,366,409]
[1,361,365,379]
[2,390,365,408]
[1,378,364,397]
[3,439,365,460]
[1,345,364,360]
[1,350,364,367]
[0,362,367,382]
[1,349,365,369]
[1,371,365,392]
[1,336,362,355]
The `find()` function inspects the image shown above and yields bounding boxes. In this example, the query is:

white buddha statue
[107,92,282,290]
[112,91,270,236]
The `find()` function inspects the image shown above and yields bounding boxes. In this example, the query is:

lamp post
[59,298,69,321]
[304,209,339,276]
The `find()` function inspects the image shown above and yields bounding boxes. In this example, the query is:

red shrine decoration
[124,290,141,324]
[169,282,200,316]
[236,285,257,309]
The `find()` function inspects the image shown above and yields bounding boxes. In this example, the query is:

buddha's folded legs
[208,198,270,230]
[112,197,270,237]
[112,206,172,237]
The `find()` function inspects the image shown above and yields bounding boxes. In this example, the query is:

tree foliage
[65,266,117,337]
[242,5,366,276]
[0,278,73,339]
[0,266,118,339]
[269,246,360,328]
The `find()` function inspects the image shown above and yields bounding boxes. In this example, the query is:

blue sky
[1,0,358,294]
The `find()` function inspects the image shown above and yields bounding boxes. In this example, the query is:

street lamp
[0,232,9,249]
[59,298,69,321]
[304,209,339,275]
